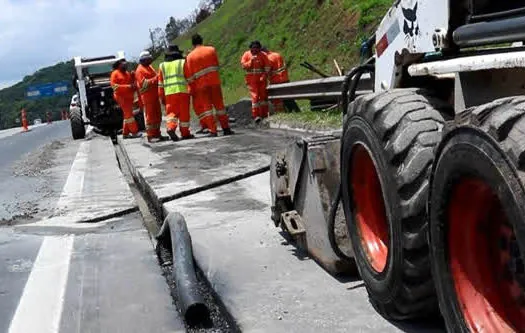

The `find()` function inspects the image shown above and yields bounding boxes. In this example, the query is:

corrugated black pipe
[156,212,210,326]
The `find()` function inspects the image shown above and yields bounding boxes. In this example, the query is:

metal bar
[408,50,525,76]
[454,16,525,47]
[267,73,372,101]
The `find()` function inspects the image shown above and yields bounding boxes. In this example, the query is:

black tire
[70,108,85,140]
[135,110,145,131]
[341,89,447,320]
[429,96,525,333]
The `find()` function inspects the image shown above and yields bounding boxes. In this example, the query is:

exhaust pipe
[156,212,210,326]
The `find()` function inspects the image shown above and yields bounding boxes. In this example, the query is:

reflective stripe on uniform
[245,68,266,74]
[198,110,213,119]
[252,102,261,108]
[166,115,178,121]
[216,109,226,116]
[179,121,190,127]
[140,80,149,93]
[146,123,161,130]
[159,60,187,95]
[112,84,119,92]
[124,117,136,124]
[187,66,219,83]
[271,66,287,76]
[260,101,269,106]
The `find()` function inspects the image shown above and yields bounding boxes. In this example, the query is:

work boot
[167,130,179,142]
[124,132,142,139]
[195,128,209,135]
[254,117,262,124]
[206,132,218,138]
[223,128,235,136]
[181,134,196,140]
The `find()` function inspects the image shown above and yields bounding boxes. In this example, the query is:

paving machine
[270,1,525,332]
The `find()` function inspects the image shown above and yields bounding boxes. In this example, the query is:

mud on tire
[341,89,447,320]
[70,108,85,140]
[429,96,525,332]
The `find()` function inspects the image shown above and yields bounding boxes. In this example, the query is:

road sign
[26,81,69,99]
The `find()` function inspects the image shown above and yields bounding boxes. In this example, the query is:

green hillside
[158,0,391,104]
[0,61,74,129]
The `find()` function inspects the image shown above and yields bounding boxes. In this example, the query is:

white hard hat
[139,51,152,60]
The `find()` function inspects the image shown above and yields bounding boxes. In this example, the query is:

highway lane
[0,120,77,332]
[0,121,70,169]
[0,121,75,222]
[0,130,184,333]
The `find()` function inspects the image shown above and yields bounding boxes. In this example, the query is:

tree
[148,27,168,58]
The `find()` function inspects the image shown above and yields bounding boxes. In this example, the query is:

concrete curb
[269,122,342,137]
[116,136,165,219]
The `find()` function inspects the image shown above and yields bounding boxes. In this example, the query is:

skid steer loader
[270,1,525,332]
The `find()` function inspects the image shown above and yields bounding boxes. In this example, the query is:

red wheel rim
[448,179,525,332]
[350,144,389,273]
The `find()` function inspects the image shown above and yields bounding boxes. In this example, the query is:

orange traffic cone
[21,109,28,132]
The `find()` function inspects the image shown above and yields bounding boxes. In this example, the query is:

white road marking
[8,139,91,332]
[8,235,74,333]
[55,140,89,211]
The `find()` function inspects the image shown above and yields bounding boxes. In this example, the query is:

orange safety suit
[241,50,271,118]
[184,45,231,134]
[111,69,139,136]
[135,64,161,138]
[158,59,192,138]
[266,51,289,113]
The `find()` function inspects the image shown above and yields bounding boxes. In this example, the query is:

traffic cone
[21,109,28,132]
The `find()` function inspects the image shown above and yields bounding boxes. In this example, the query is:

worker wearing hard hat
[111,58,142,138]
[158,44,194,141]
[184,34,234,137]
[135,51,165,142]
[241,40,271,122]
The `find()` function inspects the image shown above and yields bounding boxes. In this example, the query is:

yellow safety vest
[159,59,188,95]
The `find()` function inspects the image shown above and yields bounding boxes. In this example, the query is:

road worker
[135,51,166,142]
[262,47,288,113]
[184,34,234,137]
[158,45,194,141]
[262,47,301,113]
[241,41,271,122]
[111,59,142,138]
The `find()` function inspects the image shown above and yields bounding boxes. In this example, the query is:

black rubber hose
[328,185,354,263]
[341,64,375,115]
[156,212,210,326]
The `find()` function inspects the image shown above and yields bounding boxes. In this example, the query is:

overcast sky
[0,0,199,89]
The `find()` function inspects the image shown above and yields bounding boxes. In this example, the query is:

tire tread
[350,89,445,319]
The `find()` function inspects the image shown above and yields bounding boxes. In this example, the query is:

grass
[157,0,392,126]
[271,108,343,129]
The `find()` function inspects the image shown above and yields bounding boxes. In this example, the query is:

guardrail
[267,73,373,101]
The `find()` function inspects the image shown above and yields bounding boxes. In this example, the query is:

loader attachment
[270,134,356,275]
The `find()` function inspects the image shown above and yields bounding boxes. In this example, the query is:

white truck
[70,51,144,142]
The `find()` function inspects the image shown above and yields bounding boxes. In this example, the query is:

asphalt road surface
[0,123,184,333]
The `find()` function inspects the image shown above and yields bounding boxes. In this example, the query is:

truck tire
[70,108,85,140]
[429,96,525,333]
[340,89,447,320]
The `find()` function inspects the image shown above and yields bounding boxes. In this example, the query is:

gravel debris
[12,141,65,177]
